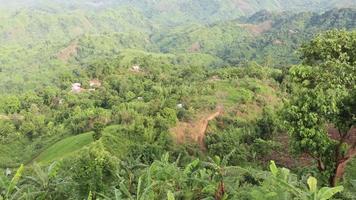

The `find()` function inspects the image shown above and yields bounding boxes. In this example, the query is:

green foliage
[113,153,233,199]
[33,132,94,164]
[20,162,70,199]
[251,161,344,200]
[342,158,356,199]
[283,30,356,185]
[167,190,175,200]
[92,122,105,141]
[256,107,280,139]
[0,164,24,200]
[69,142,118,198]
[0,2,354,199]
[0,121,16,142]
[0,96,20,114]
[0,5,354,94]
[155,9,356,67]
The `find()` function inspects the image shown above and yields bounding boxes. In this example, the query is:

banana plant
[100,171,156,200]
[307,176,344,200]
[261,161,344,200]
[0,164,24,200]
[21,162,70,200]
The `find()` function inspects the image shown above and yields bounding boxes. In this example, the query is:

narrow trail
[171,105,223,149]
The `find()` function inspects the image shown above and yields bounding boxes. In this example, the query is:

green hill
[155,8,356,66]
[0,1,355,198]
[0,2,354,94]
[33,132,93,164]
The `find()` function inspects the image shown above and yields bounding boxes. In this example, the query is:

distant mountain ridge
[153,8,356,66]
[0,1,355,93]
[1,0,355,24]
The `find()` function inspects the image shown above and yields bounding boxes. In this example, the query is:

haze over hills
[1,0,356,23]
[0,2,355,93]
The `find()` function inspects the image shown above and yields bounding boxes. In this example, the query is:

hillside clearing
[32,132,93,164]
[171,106,223,149]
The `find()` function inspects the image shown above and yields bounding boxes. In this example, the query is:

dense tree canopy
[284,30,356,186]
[0,1,355,199]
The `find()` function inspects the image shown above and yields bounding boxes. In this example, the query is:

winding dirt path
[171,106,223,149]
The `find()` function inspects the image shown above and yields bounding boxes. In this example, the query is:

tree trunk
[215,181,225,200]
[330,146,356,186]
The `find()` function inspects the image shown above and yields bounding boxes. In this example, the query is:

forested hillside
[0,5,355,93]
[155,8,356,66]
[0,1,355,200]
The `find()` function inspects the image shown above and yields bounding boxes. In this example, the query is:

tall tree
[283,30,355,186]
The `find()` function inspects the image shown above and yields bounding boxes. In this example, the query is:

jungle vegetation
[0,1,355,199]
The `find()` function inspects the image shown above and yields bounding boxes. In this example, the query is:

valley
[0,1,355,199]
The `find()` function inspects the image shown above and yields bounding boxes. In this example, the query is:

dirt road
[171,105,223,149]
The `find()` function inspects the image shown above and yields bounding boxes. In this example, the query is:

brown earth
[328,126,356,146]
[171,105,223,149]
[266,126,356,170]
[188,42,201,53]
[57,42,78,62]
[263,134,313,168]
[238,20,273,36]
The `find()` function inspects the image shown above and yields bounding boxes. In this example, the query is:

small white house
[131,65,141,72]
[71,83,82,93]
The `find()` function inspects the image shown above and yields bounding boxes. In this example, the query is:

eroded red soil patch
[238,20,272,36]
[262,134,313,168]
[171,106,223,149]
[188,42,201,53]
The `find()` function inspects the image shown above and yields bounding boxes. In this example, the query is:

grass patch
[33,132,93,164]
[0,139,37,168]
[214,81,254,107]
[0,135,61,168]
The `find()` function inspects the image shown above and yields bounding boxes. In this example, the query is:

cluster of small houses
[71,65,142,93]
[70,65,185,108]
[71,79,102,93]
